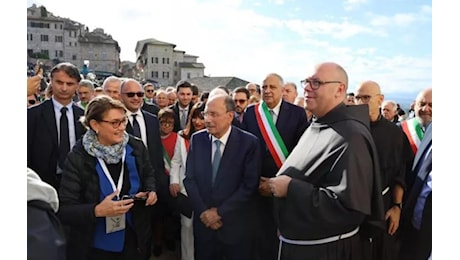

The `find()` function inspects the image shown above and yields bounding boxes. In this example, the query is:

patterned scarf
[82,129,129,164]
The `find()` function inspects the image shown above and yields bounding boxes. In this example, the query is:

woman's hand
[94,190,134,217]
[27,75,42,96]
[135,191,158,206]
[169,183,180,197]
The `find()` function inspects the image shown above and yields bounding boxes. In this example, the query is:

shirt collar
[52,97,73,111]
[127,109,143,118]
[269,98,283,117]
[210,125,232,146]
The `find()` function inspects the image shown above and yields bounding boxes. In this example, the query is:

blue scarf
[92,144,140,252]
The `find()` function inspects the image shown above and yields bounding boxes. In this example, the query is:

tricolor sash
[255,102,289,169]
[163,147,172,174]
[401,118,424,154]
[162,133,178,175]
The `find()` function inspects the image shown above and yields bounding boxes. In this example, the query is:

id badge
[106,214,126,233]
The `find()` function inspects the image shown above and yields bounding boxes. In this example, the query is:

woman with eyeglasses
[157,108,195,260]
[57,95,158,260]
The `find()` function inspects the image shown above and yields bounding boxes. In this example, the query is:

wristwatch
[392,202,403,209]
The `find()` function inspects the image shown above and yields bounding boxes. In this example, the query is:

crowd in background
[27,61,432,260]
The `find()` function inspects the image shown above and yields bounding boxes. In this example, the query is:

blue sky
[27,0,431,98]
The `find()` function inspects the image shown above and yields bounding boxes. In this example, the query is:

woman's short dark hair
[80,95,127,130]
[158,108,176,122]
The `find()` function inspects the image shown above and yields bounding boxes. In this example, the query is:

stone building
[135,38,205,87]
[27,4,120,74]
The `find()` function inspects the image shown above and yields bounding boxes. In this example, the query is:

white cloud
[27,0,431,96]
[285,19,385,40]
[344,0,368,11]
[369,7,431,27]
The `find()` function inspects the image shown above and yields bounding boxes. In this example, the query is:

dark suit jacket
[242,100,309,178]
[183,127,261,244]
[27,99,86,189]
[125,110,166,197]
[142,102,160,116]
[169,102,194,132]
[400,122,432,260]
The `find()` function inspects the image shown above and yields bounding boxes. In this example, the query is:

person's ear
[89,119,99,134]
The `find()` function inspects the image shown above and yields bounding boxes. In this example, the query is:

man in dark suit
[119,79,166,259]
[142,102,160,116]
[242,73,309,260]
[120,79,165,178]
[141,83,160,116]
[28,62,86,190]
[399,122,432,260]
[184,94,261,260]
[169,80,194,132]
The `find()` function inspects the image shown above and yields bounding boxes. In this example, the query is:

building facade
[27,4,120,74]
[135,38,205,87]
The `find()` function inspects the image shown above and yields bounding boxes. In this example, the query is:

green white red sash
[163,147,172,174]
[255,102,289,169]
[162,133,178,175]
[401,118,424,154]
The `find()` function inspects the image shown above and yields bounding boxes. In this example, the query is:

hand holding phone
[122,195,146,201]
[34,60,44,77]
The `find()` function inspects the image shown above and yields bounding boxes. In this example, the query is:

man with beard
[231,86,250,126]
[269,62,384,260]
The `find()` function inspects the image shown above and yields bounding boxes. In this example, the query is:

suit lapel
[276,101,289,128]
[42,100,59,148]
[143,111,152,146]
[213,128,239,185]
[71,104,85,138]
[412,123,432,171]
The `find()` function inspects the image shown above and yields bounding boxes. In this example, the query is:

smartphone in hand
[34,60,44,77]
[121,195,146,201]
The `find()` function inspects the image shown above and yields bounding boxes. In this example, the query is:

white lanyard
[97,149,126,200]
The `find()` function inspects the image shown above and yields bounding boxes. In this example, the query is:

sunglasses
[28,99,36,105]
[145,89,154,93]
[233,99,247,104]
[123,92,144,98]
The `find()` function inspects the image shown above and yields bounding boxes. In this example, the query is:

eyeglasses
[160,121,174,126]
[28,99,36,105]
[233,99,247,104]
[300,79,342,90]
[355,94,381,103]
[145,89,154,93]
[201,111,227,118]
[122,92,144,98]
[100,117,128,128]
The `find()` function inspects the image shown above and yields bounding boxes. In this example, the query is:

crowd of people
[27,61,432,260]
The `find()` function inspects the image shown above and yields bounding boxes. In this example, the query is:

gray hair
[101,76,122,91]
[79,79,95,91]
[382,100,398,112]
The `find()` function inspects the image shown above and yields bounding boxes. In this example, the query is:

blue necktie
[212,140,221,184]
